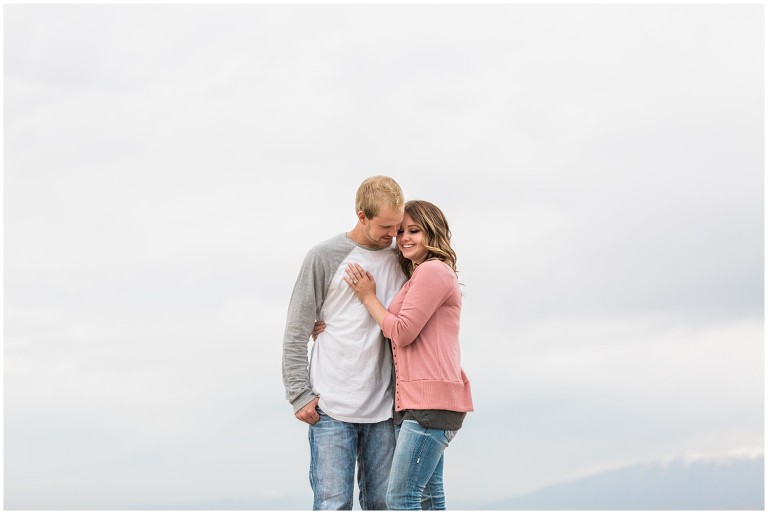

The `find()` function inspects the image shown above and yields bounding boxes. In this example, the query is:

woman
[343,199,474,510]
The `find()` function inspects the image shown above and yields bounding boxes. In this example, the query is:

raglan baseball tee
[282,233,406,423]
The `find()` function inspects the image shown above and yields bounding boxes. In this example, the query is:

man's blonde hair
[355,176,404,219]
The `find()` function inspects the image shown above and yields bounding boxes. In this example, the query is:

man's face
[361,203,404,249]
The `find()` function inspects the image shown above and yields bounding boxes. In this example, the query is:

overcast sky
[4,3,763,509]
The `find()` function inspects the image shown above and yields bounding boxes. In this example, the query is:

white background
[4,3,763,509]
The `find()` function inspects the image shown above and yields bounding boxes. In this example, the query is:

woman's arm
[345,261,455,347]
[380,261,454,346]
[344,263,390,328]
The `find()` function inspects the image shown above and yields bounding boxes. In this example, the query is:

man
[282,176,406,510]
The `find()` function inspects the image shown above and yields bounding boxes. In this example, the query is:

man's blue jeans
[386,420,457,510]
[308,409,396,510]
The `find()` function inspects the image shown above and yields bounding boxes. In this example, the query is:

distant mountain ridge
[478,455,764,510]
[127,455,764,510]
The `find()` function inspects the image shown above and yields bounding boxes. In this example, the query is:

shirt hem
[318,399,394,424]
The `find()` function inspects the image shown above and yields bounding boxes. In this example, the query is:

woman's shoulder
[415,259,457,281]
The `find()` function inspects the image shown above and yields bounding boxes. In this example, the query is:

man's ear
[357,210,368,225]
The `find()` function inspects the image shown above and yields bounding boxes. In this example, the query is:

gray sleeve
[282,235,355,413]
[282,249,326,413]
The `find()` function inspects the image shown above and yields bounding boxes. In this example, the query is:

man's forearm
[282,335,315,411]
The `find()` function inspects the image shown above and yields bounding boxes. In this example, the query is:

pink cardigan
[382,260,474,413]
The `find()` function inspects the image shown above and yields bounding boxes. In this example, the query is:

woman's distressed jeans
[386,420,457,510]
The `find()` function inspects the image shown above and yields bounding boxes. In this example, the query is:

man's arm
[295,397,320,424]
[282,251,324,419]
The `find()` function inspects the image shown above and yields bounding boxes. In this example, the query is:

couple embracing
[282,176,474,510]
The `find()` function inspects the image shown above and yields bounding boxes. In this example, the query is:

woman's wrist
[361,296,388,328]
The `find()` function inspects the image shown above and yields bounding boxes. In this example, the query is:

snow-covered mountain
[473,454,764,510]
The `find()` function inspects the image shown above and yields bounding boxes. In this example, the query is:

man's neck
[347,226,379,249]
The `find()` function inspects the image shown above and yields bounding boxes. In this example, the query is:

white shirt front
[310,243,405,422]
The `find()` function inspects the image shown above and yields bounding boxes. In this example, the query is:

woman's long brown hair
[396,200,458,279]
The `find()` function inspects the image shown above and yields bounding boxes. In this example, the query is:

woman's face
[397,213,429,265]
